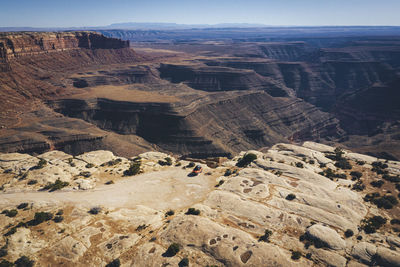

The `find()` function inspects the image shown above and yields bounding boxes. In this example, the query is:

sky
[0,0,399,28]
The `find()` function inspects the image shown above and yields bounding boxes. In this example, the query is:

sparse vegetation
[101,158,122,167]
[164,243,180,257]
[215,180,225,187]
[291,251,302,260]
[236,153,257,167]
[370,180,384,188]
[79,171,92,178]
[43,179,69,191]
[67,158,76,167]
[27,179,37,185]
[364,193,398,209]
[187,162,195,168]
[179,257,189,267]
[17,203,28,210]
[0,259,13,267]
[53,215,64,223]
[30,211,53,225]
[124,161,141,176]
[158,157,173,166]
[165,210,175,217]
[89,207,101,215]
[105,180,114,185]
[258,229,272,242]
[85,163,95,168]
[286,193,296,201]
[350,171,362,180]
[31,158,47,170]
[352,181,365,191]
[224,169,232,176]
[105,259,120,267]
[15,256,34,267]
[295,162,304,168]
[391,219,400,225]
[185,208,200,216]
[344,229,354,238]
[2,209,17,218]
[361,216,387,234]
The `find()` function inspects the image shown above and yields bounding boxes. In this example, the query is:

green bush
[352,181,365,191]
[258,229,272,242]
[382,174,400,183]
[335,158,352,170]
[236,153,257,167]
[185,208,200,216]
[164,243,180,257]
[124,162,141,176]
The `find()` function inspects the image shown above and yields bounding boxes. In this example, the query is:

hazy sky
[1,0,399,27]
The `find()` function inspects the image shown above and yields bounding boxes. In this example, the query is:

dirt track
[0,169,215,210]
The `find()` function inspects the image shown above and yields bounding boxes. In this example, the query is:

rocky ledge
[0,142,400,266]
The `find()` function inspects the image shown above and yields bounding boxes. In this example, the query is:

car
[191,165,203,175]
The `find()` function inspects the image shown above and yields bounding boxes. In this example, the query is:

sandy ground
[0,169,215,210]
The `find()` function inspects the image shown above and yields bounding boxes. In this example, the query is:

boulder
[76,150,116,166]
[375,246,400,267]
[306,224,346,250]
[351,242,377,264]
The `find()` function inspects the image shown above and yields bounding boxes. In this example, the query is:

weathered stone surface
[75,150,116,166]
[309,246,347,267]
[306,224,346,250]
[375,246,400,267]
[351,242,377,264]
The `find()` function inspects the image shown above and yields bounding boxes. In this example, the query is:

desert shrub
[105,258,121,267]
[236,153,257,167]
[18,172,28,180]
[175,162,182,167]
[373,195,398,209]
[85,163,95,168]
[79,171,91,178]
[382,174,400,183]
[215,180,225,187]
[185,208,200,216]
[350,171,362,179]
[27,179,37,185]
[17,203,28,210]
[102,158,122,167]
[336,173,347,179]
[67,158,76,167]
[335,158,352,170]
[165,210,174,217]
[2,209,17,218]
[370,180,384,188]
[352,181,365,191]
[344,229,354,238]
[164,243,180,257]
[258,229,272,242]
[0,260,13,267]
[361,216,387,234]
[3,227,16,237]
[179,257,189,267]
[43,179,69,191]
[224,169,232,176]
[319,168,335,179]
[357,235,362,240]
[123,162,141,176]
[56,210,63,215]
[30,212,53,225]
[309,159,315,164]
[286,194,296,201]
[88,207,101,215]
[0,248,7,257]
[275,170,283,176]
[356,160,366,165]
[15,256,34,267]
[187,162,195,168]
[158,157,173,166]
[53,216,64,223]
[105,259,120,267]
[391,219,400,225]
[105,180,114,185]
[319,163,326,168]
[136,224,147,231]
[291,251,302,260]
[295,162,304,168]
[32,158,47,170]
